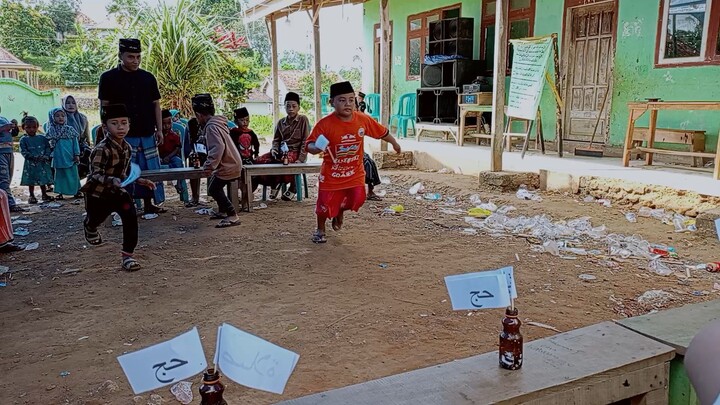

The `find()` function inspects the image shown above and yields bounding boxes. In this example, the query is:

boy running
[305,81,401,244]
[81,104,156,271]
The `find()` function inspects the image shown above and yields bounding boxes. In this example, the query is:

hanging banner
[507,36,554,120]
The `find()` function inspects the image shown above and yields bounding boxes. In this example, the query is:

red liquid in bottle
[499,306,523,370]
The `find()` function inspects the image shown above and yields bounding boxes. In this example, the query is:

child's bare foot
[331,212,344,231]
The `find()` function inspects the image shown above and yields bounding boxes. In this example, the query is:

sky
[79,0,364,70]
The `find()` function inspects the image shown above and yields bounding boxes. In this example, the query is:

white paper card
[216,323,299,395]
[117,327,207,394]
[314,135,329,151]
[444,271,511,310]
[194,143,207,154]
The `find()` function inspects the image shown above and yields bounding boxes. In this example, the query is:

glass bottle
[199,368,228,405]
[499,306,523,370]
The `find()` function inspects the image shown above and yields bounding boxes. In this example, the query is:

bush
[38,70,64,86]
[250,115,274,137]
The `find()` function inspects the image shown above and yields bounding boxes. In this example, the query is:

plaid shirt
[81,136,131,198]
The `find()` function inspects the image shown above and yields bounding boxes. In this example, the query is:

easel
[504,108,546,159]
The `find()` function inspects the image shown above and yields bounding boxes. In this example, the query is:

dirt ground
[1,169,718,405]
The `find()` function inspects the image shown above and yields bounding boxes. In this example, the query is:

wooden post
[490,0,508,172]
[379,0,391,152]
[312,0,322,122]
[551,34,563,157]
[269,15,280,125]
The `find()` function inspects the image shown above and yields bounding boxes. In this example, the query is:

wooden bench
[617,300,720,405]
[142,167,240,211]
[632,127,706,167]
[242,163,321,212]
[278,322,674,405]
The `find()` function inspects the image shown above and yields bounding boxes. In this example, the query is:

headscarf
[61,95,87,139]
[46,108,79,145]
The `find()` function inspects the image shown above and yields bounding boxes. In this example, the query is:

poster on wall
[507,36,553,120]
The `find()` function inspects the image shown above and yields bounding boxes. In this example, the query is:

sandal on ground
[332,217,343,232]
[121,256,141,272]
[55,194,64,200]
[215,218,241,228]
[28,196,38,204]
[83,224,102,245]
[41,195,55,202]
[185,200,199,208]
[9,205,25,212]
[144,205,167,214]
[74,192,83,199]
[281,191,296,201]
[367,194,383,201]
[311,231,327,244]
[209,211,226,220]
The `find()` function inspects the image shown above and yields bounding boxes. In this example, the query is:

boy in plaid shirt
[81,104,155,271]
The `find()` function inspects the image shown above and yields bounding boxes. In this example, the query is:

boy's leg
[113,192,138,255]
[208,175,239,227]
[28,186,35,197]
[84,194,113,244]
[189,179,200,203]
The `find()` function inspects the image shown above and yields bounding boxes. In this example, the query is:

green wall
[363,0,720,150]
[0,78,60,125]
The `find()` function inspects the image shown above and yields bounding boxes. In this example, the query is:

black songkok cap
[191,94,214,112]
[161,109,172,119]
[101,104,129,122]
[234,107,249,119]
[358,92,366,98]
[284,92,300,104]
[119,38,142,53]
[330,81,354,98]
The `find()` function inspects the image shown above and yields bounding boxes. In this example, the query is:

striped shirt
[81,136,131,198]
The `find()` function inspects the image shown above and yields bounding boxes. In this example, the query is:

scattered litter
[649,245,678,258]
[460,228,478,236]
[255,203,268,210]
[62,268,81,275]
[515,186,542,202]
[526,321,561,333]
[24,242,39,251]
[469,194,482,205]
[637,290,673,306]
[437,168,450,174]
[648,259,673,276]
[578,274,597,281]
[625,213,637,223]
[170,381,193,405]
[692,291,708,297]
[11,218,32,225]
[454,167,463,175]
[77,336,89,341]
[424,193,442,200]
[111,213,122,227]
[384,205,404,214]
[24,206,42,214]
[142,213,159,220]
[543,241,560,256]
[440,208,465,215]
[638,207,653,217]
[287,325,299,332]
[476,202,498,212]
[59,371,70,377]
[408,182,425,195]
[467,208,492,218]
[45,202,63,208]
[496,205,517,214]
[13,228,30,236]
[672,214,696,232]
[582,196,595,203]
[515,253,520,262]
[713,282,720,291]
[195,208,212,215]
[596,199,612,208]
[707,262,720,273]
[379,263,389,269]
[380,177,391,185]
[374,189,387,198]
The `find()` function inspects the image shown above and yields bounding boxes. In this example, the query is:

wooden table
[141,167,240,211]
[242,163,321,212]
[622,101,720,179]
[458,104,493,146]
[415,122,460,145]
[278,322,674,405]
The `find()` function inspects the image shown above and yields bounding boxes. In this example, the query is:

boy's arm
[19,137,32,160]
[202,127,223,172]
[88,147,121,186]
[250,130,260,157]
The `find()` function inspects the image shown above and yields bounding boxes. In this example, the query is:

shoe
[9,205,25,212]
[28,196,38,204]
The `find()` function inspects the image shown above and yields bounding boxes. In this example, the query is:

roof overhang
[243,0,366,22]
[0,63,40,71]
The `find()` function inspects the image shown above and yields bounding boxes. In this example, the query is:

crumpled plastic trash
[582,196,595,203]
[460,228,478,236]
[469,194,482,205]
[384,204,404,214]
[468,208,492,218]
[496,205,516,215]
[625,212,637,223]
[374,189,387,198]
[424,193,442,200]
[437,168,450,174]
[170,381,193,405]
[408,182,425,195]
[606,234,653,259]
[477,202,498,212]
[672,214,696,232]
[111,212,122,227]
[255,203,268,210]
[24,242,39,251]
[195,208,212,215]
[13,228,30,236]
[638,207,653,217]
[45,202,63,208]
[596,199,612,207]
[637,290,673,306]
[142,213,159,220]
[380,177,391,185]
[543,240,560,256]
[648,259,673,276]
[11,217,32,225]
[516,186,543,202]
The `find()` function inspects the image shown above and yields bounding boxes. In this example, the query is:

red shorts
[315,186,366,218]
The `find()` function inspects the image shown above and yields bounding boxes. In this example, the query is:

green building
[361,0,720,153]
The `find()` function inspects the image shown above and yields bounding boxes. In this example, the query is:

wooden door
[564,2,615,143]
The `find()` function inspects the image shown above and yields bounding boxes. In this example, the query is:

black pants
[84,192,138,254]
[208,175,237,216]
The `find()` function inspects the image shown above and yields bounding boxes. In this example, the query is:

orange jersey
[306,112,388,191]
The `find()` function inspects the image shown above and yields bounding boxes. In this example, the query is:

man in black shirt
[98,38,166,213]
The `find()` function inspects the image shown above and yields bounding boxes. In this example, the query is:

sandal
[332,217,343,232]
[9,205,25,212]
[209,211,226,220]
[311,231,327,244]
[367,194,383,201]
[28,196,38,204]
[281,191,296,201]
[144,205,167,214]
[215,218,241,228]
[41,195,55,202]
[55,194,64,200]
[185,200,199,208]
[121,256,141,272]
[83,223,102,245]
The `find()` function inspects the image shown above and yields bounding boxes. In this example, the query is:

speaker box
[429,20,444,41]
[442,39,473,59]
[441,59,483,87]
[436,89,459,123]
[416,89,437,123]
[421,64,443,87]
[416,87,461,124]
[443,17,473,40]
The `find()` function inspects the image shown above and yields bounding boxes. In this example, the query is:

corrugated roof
[0,47,39,70]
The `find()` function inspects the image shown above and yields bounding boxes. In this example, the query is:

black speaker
[416,89,437,123]
[429,20,444,41]
[443,17,473,40]
[441,59,483,87]
[416,87,461,124]
[443,39,473,59]
[436,89,459,123]
[421,64,443,87]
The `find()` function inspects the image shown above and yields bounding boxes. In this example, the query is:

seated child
[19,116,54,203]
[159,109,187,195]
[229,107,260,165]
[81,104,156,271]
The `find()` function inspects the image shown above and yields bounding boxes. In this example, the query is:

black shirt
[98,66,161,138]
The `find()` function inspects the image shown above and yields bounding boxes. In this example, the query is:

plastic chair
[320,93,330,117]
[389,93,416,138]
[365,93,381,121]
[227,120,237,129]
[91,125,102,145]
[261,174,310,202]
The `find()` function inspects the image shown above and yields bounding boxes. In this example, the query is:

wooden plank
[490,0,508,171]
[617,300,720,356]
[715,129,720,180]
[645,109,658,165]
[278,322,674,405]
[632,127,705,144]
[141,168,210,182]
[379,0,390,152]
[269,15,280,125]
[634,147,716,158]
[626,101,720,111]
[311,0,322,123]
[244,163,321,176]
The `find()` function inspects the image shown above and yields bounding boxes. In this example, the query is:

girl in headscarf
[62,95,91,178]
[46,108,81,199]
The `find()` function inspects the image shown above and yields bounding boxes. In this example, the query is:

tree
[106,0,148,27]
[280,50,311,70]
[45,0,80,38]
[0,0,56,60]
[298,70,341,113]
[222,54,263,109]
[339,67,361,93]
[54,28,113,84]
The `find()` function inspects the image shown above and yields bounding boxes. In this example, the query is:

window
[406,4,462,80]
[656,0,720,66]
[480,0,536,73]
